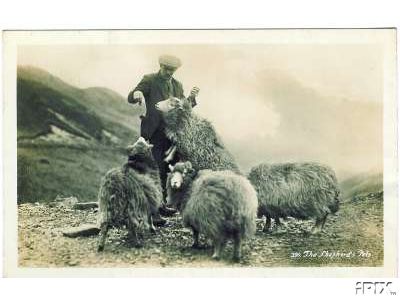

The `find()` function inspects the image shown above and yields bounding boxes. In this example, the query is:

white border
[2,29,398,278]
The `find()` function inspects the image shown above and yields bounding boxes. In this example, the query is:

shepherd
[128,54,200,225]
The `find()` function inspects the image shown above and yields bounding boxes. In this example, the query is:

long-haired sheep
[248,162,340,233]
[166,161,258,261]
[97,137,162,251]
[156,97,241,174]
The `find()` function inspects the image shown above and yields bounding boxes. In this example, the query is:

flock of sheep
[97,97,340,262]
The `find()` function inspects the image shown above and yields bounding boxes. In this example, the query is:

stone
[62,224,100,238]
[73,202,99,210]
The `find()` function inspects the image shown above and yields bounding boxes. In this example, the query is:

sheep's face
[126,137,153,157]
[170,172,183,190]
[156,97,192,116]
[168,161,192,189]
[156,97,182,113]
[167,161,194,206]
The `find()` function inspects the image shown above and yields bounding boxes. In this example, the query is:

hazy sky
[18,44,382,102]
[18,44,383,177]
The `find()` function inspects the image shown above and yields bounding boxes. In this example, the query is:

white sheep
[166,161,258,261]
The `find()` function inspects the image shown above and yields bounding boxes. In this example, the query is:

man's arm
[128,75,152,104]
[178,81,199,107]
[187,95,197,107]
[187,86,200,107]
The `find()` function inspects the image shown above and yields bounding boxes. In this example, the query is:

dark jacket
[128,72,196,139]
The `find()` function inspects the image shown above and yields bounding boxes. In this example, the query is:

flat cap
[159,55,182,68]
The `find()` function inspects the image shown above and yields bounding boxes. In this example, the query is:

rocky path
[18,192,383,268]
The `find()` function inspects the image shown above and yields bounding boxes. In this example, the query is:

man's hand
[189,87,200,98]
[133,90,145,105]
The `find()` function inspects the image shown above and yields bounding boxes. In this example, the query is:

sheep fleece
[248,162,340,219]
[97,165,162,229]
[182,170,258,241]
[163,100,241,173]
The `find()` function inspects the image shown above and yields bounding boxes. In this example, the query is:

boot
[159,204,177,217]
[152,212,168,227]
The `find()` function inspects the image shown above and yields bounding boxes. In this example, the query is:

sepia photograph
[2,29,397,276]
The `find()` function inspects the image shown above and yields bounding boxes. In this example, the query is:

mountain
[17,76,104,141]
[17,66,143,203]
[17,65,142,144]
[340,171,383,201]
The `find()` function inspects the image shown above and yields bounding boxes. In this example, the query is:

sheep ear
[185,161,192,170]
[168,164,174,172]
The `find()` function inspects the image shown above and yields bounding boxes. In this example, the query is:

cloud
[228,68,383,177]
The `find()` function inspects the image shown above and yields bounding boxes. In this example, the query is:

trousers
[147,126,178,200]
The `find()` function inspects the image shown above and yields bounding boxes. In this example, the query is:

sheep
[97,137,162,251]
[156,97,241,174]
[166,161,258,262]
[248,162,340,234]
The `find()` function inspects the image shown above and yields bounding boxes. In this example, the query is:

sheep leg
[127,217,143,248]
[149,215,157,235]
[164,145,177,163]
[263,217,272,233]
[312,213,328,234]
[233,233,242,262]
[311,224,320,234]
[274,217,285,232]
[164,145,173,156]
[191,227,200,248]
[127,228,143,248]
[97,222,109,252]
[320,213,328,229]
[212,238,225,260]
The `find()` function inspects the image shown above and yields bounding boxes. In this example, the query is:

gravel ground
[18,192,383,268]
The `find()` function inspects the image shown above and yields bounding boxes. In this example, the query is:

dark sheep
[248,162,340,233]
[97,137,162,251]
[156,97,241,174]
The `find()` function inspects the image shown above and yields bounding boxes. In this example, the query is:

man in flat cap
[128,55,199,224]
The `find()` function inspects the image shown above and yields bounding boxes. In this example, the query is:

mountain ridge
[17,65,140,145]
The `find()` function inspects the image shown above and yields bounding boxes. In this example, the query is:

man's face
[160,64,177,80]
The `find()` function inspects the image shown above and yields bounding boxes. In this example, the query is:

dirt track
[18,192,383,268]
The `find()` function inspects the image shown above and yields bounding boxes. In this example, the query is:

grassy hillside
[340,172,383,200]
[18,145,127,203]
[17,66,141,203]
[79,87,143,144]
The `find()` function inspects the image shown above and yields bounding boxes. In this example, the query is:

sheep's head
[168,161,193,189]
[126,137,154,158]
[166,161,195,207]
[156,97,192,117]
